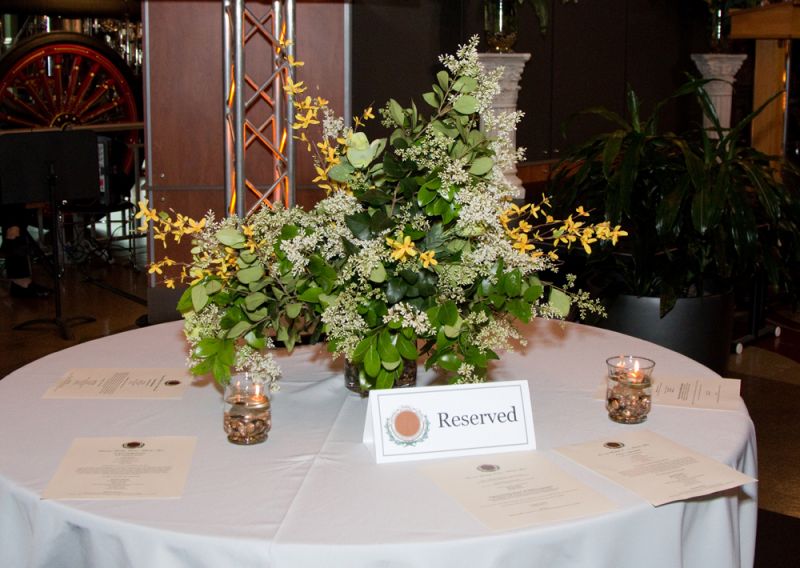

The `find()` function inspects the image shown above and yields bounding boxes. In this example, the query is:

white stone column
[477,52,530,200]
[690,53,748,134]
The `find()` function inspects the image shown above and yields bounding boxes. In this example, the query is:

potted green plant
[550,78,800,373]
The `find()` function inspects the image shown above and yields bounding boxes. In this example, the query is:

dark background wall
[351,0,752,163]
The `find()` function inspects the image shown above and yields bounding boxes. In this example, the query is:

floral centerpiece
[139,36,624,394]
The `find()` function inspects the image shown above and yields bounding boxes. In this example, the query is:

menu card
[42,436,197,500]
[555,430,756,506]
[419,451,616,530]
[44,368,191,399]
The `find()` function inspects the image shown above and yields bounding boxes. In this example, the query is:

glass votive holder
[223,373,271,445]
[605,356,655,424]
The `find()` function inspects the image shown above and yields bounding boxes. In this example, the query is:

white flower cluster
[339,236,388,287]
[322,106,346,140]
[484,109,525,172]
[183,303,222,346]
[306,191,360,262]
[440,35,501,115]
[474,316,527,354]
[321,292,370,358]
[234,344,282,391]
[383,303,432,336]
[280,232,319,277]
[395,129,452,180]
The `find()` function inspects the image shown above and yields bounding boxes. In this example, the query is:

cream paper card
[363,381,535,464]
[44,368,191,399]
[594,376,742,411]
[652,376,741,410]
[555,430,756,506]
[419,452,616,531]
[42,436,197,500]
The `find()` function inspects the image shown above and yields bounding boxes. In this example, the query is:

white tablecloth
[0,319,757,568]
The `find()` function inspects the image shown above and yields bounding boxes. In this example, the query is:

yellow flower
[284,76,306,96]
[362,106,375,120]
[419,250,438,268]
[293,108,319,129]
[164,278,176,289]
[286,55,304,67]
[512,234,535,253]
[387,235,418,261]
[186,217,206,234]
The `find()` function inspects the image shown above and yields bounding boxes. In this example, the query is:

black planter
[596,292,735,375]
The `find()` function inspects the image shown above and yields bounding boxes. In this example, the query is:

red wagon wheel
[0,32,140,175]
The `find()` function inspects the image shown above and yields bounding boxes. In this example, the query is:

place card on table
[42,436,197,500]
[363,380,535,464]
[43,368,191,399]
[594,376,742,411]
[419,451,616,531]
[555,430,756,507]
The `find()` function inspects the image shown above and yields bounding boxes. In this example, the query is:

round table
[0,319,757,568]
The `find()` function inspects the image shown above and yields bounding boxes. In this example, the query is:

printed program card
[594,376,742,411]
[44,368,191,399]
[42,436,197,500]
[419,452,616,531]
[652,376,741,410]
[555,430,756,507]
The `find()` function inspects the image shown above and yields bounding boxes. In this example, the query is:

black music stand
[0,130,100,339]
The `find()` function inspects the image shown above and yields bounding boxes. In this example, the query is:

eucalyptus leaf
[191,284,208,312]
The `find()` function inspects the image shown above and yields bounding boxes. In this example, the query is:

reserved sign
[362,380,535,463]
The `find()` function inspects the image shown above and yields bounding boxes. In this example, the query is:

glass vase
[344,358,417,396]
[223,373,271,445]
[484,0,519,53]
[605,356,655,424]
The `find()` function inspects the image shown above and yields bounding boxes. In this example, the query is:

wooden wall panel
[144,0,347,320]
[147,0,224,190]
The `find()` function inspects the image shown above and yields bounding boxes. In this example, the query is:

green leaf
[417,185,438,207]
[437,351,461,372]
[285,302,303,319]
[422,91,439,109]
[439,301,458,326]
[347,132,375,169]
[298,287,323,303]
[388,98,405,126]
[345,212,372,240]
[245,331,267,350]
[549,288,571,317]
[386,278,409,304]
[376,367,394,390]
[177,287,193,313]
[204,280,223,295]
[191,284,208,312]
[237,265,264,284]
[216,228,245,247]
[226,320,252,339]
[503,269,522,297]
[396,334,419,360]
[453,95,478,115]
[377,330,401,363]
[193,338,221,358]
[469,156,494,176]
[369,263,387,283]
[436,70,450,92]
[329,163,355,182]
[364,345,381,378]
[244,292,267,311]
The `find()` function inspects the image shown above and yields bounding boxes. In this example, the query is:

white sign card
[42,436,197,500]
[419,452,616,530]
[555,430,756,506]
[363,380,535,463]
[44,368,191,399]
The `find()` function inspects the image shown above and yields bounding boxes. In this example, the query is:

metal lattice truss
[223,0,295,217]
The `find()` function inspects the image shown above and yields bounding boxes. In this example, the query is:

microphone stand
[13,162,96,340]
